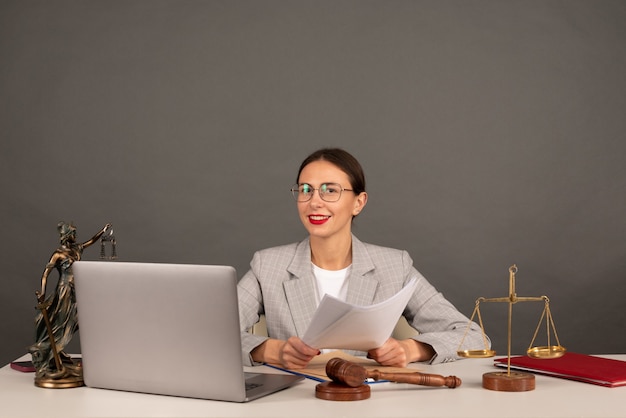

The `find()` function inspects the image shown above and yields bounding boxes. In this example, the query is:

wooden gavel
[325,357,462,388]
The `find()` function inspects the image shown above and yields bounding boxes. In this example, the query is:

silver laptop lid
[74,261,248,401]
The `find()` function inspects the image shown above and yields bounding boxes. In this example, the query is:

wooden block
[315,382,371,401]
[483,371,535,392]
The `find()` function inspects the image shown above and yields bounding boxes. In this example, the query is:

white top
[313,263,350,302]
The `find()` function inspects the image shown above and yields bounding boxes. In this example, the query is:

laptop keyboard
[244,372,263,391]
[245,382,262,391]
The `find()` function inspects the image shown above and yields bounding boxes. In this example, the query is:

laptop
[73,261,303,402]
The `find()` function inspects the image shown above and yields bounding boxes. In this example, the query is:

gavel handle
[368,370,462,388]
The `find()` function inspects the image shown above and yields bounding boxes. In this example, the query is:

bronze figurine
[29,222,112,388]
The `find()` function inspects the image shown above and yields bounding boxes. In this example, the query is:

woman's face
[296,160,367,241]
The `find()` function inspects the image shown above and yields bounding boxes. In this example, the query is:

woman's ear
[353,192,368,216]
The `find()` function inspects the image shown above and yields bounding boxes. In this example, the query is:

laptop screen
[74,261,250,401]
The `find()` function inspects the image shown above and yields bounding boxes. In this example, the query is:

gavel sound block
[315,357,462,401]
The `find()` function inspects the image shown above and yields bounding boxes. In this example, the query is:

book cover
[494,352,626,387]
[10,360,35,373]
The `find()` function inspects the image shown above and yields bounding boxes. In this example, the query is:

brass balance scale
[456,265,566,391]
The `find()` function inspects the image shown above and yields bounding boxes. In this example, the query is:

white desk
[1,354,624,418]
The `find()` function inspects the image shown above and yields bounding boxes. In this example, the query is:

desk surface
[1,354,624,418]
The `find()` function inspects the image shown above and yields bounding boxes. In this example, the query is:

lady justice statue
[29,222,113,388]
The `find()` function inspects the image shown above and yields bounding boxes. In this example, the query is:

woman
[29,222,111,378]
[238,148,486,369]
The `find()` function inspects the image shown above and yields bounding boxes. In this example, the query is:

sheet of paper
[302,276,418,350]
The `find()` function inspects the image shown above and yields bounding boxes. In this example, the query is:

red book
[10,361,35,373]
[494,352,626,387]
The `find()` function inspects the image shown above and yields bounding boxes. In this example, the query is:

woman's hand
[279,336,320,368]
[367,337,435,367]
[252,336,320,369]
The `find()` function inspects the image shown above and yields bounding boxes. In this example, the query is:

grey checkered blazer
[238,235,486,365]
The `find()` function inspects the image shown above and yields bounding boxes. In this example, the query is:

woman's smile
[308,215,331,225]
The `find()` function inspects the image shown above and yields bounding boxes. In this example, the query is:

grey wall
[1,1,625,367]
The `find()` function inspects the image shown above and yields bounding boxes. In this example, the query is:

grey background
[1,1,625,367]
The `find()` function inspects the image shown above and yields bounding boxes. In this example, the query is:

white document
[302,276,418,351]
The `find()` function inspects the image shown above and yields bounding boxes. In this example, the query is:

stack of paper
[302,277,418,351]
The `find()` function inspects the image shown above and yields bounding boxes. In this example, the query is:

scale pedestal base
[315,382,371,401]
[483,371,535,392]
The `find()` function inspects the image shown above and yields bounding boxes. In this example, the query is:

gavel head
[326,357,368,387]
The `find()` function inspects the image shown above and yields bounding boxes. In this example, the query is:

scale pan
[457,349,496,358]
[527,345,566,359]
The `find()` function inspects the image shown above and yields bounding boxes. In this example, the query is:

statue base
[35,374,84,389]
[34,361,84,389]
[482,371,535,391]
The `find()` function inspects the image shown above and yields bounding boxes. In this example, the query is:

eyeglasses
[290,183,354,202]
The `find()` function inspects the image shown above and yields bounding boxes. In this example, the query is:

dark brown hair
[296,148,366,194]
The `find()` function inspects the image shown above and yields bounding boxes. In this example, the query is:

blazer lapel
[284,238,319,337]
[345,235,378,306]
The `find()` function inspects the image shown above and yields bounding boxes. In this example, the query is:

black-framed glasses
[290,183,354,202]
